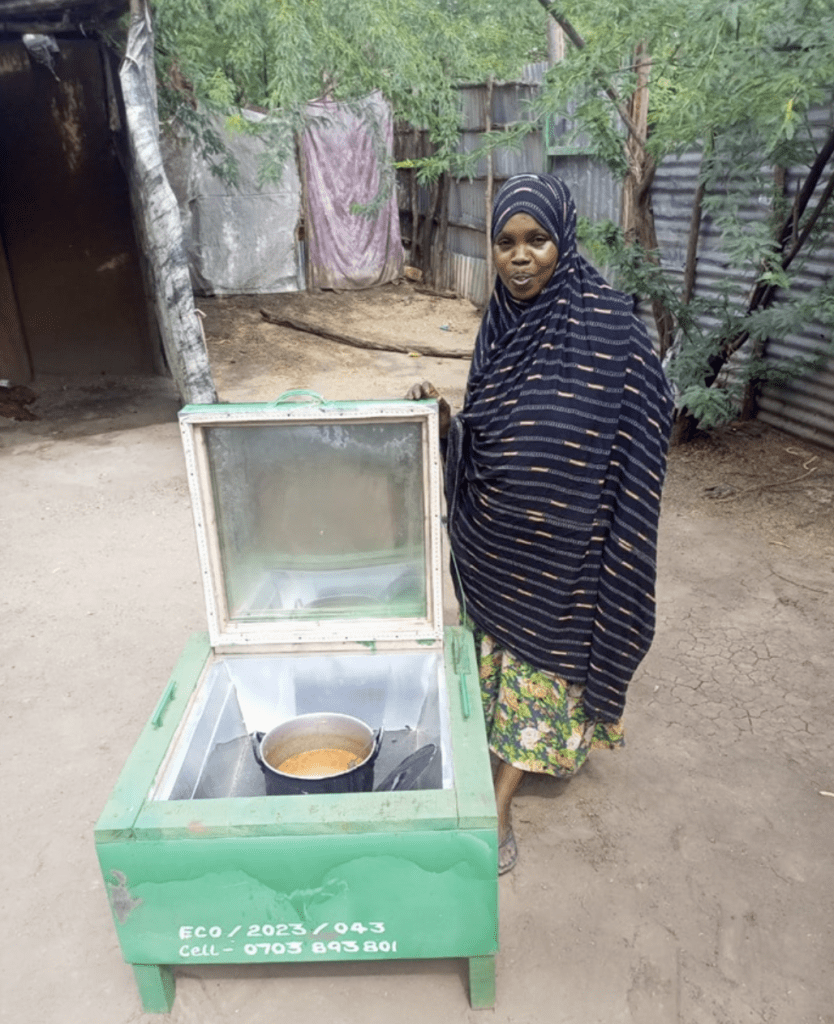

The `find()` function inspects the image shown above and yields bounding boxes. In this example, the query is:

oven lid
[179,394,445,650]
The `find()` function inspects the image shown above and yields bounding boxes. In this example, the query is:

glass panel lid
[179,400,443,648]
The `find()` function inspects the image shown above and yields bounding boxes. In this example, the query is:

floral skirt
[474,626,625,778]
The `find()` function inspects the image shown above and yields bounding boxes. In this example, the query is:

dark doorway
[0,38,154,378]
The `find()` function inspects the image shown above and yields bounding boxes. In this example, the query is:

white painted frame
[179,400,444,651]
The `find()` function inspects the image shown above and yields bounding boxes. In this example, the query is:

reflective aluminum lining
[150,649,453,800]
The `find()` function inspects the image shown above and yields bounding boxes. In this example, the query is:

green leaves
[541,0,834,432]
[536,0,834,158]
[152,0,548,152]
[677,383,741,429]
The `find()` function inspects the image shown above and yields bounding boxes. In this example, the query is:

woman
[411,173,674,873]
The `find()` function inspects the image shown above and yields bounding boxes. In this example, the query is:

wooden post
[296,132,312,291]
[0,233,31,382]
[484,76,494,301]
[436,172,450,291]
[410,125,420,264]
[547,18,565,64]
[422,178,442,284]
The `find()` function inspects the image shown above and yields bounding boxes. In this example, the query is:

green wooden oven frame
[94,398,499,1013]
[95,631,498,1012]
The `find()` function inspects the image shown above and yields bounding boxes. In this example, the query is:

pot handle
[251,732,266,768]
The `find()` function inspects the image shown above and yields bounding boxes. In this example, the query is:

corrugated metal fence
[651,103,834,448]
[394,64,619,307]
[395,74,834,449]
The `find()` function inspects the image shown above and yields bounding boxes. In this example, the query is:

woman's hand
[406,380,451,438]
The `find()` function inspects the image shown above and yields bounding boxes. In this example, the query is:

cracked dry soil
[2,282,832,1024]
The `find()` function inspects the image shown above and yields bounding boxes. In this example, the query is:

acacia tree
[150,0,547,184]
[148,0,548,282]
[533,0,834,440]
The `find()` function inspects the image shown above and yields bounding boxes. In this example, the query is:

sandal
[498,827,518,875]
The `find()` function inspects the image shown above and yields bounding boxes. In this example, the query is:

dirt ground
[2,282,832,1024]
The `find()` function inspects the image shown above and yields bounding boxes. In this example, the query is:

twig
[714,465,817,500]
[413,286,460,300]
[785,447,819,472]
[768,569,830,595]
[715,448,821,501]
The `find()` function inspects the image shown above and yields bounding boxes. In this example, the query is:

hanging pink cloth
[302,92,403,290]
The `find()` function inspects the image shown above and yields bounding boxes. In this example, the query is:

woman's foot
[498,827,518,874]
[493,759,525,875]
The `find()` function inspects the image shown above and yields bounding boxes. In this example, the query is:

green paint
[150,678,177,728]
[468,955,497,1008]
[95,634,211,840]
[272,389,326,405]
[179,399,427,418]
[129,786,461,840]
[445,628,495,830]
[132,964,175,1013]
[94,625,498,1010]
[97,829,497,966]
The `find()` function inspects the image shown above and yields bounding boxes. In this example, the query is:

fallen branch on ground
[413,285,461,300]
[259,310,474,360]
[714,465,819,500]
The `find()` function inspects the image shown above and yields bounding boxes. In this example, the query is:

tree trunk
[620,44,675,359]
[682,138,711,306]
[421,179,442,285]
[673,130,834,442]
[709,128,834,380]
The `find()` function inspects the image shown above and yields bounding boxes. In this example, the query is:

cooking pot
[254,712,381,796]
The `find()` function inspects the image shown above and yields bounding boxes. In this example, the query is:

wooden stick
[436,172,450,292]
[259,310,473,359]
[484,75,495,298]
[410,125,420,260]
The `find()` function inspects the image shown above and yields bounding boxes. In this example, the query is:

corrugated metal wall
[755,104,834,448]
[652,102,834,448]
[395,80,834,449]
[394,65,621,305]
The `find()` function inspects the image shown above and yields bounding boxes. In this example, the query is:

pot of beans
[255,713,381,796]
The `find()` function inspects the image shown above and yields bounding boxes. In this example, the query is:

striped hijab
[446,173,674,722]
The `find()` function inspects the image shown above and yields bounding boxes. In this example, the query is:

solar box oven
[94,394,499,1013]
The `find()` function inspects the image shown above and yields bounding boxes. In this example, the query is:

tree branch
[783,169,834,272]
[741,124,834,320]
[536,0,643,145]
[780,123,834,252]
[259,310,473,360]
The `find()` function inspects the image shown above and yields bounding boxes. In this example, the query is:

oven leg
[132,963,175,1013]
[468,954,496,1008]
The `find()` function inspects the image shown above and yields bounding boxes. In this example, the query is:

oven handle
[452,632,472,719]
[150,677,177,728]
[272,389,328,405]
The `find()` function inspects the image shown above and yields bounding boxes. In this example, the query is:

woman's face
[493,212,559,300]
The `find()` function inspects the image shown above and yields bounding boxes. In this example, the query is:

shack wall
[0,38,155,377]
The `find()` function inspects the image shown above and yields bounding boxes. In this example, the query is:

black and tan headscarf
[445,173,674,722]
